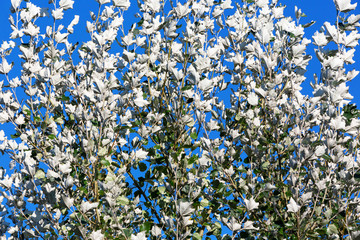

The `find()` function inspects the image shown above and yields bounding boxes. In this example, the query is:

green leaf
[140,222,152,232]
[200,199,210,207]
[111,162,121,168]
[214,222,222,229]
[34,170,45,179]
[55,117,64,125]
[117,196,130,205]
[190,132,197,140]
[61,95,70,101]
[137,18,144,27]
[158,186,166,194]
[98,147,108,157]
[261,161,270,169]
[316,228,326,235]
[24,108,31,116]
[100,158,110,167]
[79,187,88,194]
[302,20,316,28]
[181,85,193,91]
[287,145,295,152]
[187,155,198,165]
[48,134,56,140]
[321,154,331,161]
[123,229,132,238]
[327,224,338,235]
[354,171,360,181]
[10,132,20,139]
[138,162,147,172]
[34,116,41,123]
[193,233,202,240]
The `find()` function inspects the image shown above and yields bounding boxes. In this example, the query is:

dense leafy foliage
[0,0,360,239]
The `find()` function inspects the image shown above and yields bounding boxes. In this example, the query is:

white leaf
[67,15,80,33]
[272,6,285,18]
[135,149,147,160]
[8,226,19,234]
[243,221,259,230]
[256,0,268,8]
[59,0,74,10]
[324,22,337,40]
[11,0,21,9]
[98,147,108,157]
[301,192,312,202]
[207,47,219,59]
[244,197,259,211]
[212,6,223,18]
[199,155,210,166]
[327,224,338,234]
[292,44,306,57]
[0,59,13,74]
[175,2,190,18]
[315,145,326,157]
[63,196,74,208]
[81,201,98,213]
[182,216,193,226]
[15,114,25,125]
[113,0,131,10]
[256,25,272,44]
[247,92,259,106]
[316,179,327,190]
[172,68,184,81]
[0,111,9,123]
[329,56,344,69]
[55,32,69,43]
[59,162,72,174]
[221,0,233,10]
[52,8,64,20]
[254,87,267,98]
[90,230,104,240]
[0,130,5,141]
[229,217,241,231]
[131,232,146,240]
[199,78,213,92]
[123,49,136,62]
[179,201,194,216]
[118,138,127,147]
[97,0,111,4]
[330,116,346,130]
[134,96,149,107]
[312,31,328,46]
[343,31,360,48]
[151,226,162,236]
[0,175,12,189]
[348,14,360,24]
[342,49,355,64]
[287,197,300,213]
[334,0,357,12]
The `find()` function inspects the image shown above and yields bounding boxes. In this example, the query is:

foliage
[0,0,360,239]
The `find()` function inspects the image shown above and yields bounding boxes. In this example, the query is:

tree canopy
[0,0,360,239]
